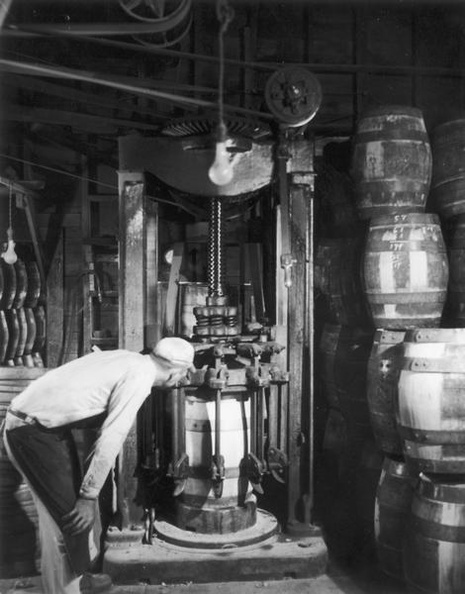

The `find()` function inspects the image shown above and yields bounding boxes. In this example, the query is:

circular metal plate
[265,66,322,127]
[154,508,279,549]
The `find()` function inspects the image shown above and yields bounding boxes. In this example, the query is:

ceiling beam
[2,104,162,132]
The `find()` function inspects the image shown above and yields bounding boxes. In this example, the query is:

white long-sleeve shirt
[9,349,158,499]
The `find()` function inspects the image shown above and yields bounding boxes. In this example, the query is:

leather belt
[7,408,38,426]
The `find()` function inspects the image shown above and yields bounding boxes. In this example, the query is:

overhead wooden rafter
[0,58,274,122]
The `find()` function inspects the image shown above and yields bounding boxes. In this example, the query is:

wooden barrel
[362,213,449,329]
[354,439,384,559]
[351,105,432,219]
[320,411,373,563]
[315,237,372,327]
[314,160,361,238]
[374,456,417,581]
[176,389,254,534]
[333,325,374,435]
[0,260,16,309]
[319,324,342,409]
[397,328,465,474]
[178,282,209,338]
[431,119,465,219]
[367,329,406,455]
[446,214,465,326]
[355,438,384,551]
[404,473,465,594]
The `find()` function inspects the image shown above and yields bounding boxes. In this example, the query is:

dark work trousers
[5,423,92,575]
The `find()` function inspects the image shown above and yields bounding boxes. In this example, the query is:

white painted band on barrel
[439,541,465,594]
[404,441,465,463]
[379,251,396,292]
[398,371,443,430]
[363,141,385,178]
[185,398,251,468]
[409,250,428,289]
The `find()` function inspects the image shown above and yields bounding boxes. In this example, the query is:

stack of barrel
[0,257,46,368]
[348,105,465,594]
[315,147,380,561]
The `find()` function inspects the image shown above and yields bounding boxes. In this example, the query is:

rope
[215,0,234,142]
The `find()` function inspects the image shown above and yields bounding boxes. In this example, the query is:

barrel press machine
[103,61,328,586]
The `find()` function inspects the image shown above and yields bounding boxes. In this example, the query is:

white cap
[152,337,195,372]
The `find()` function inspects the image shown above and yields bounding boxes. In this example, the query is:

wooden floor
[0,558,410,594]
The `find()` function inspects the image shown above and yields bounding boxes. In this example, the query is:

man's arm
[62,365,155,534]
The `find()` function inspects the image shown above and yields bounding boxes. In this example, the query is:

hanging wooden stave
[0,263,3,306]
[0,311,8,365]
[0,261,16,310]
[24,261,41,309]
[14,308,27,366]
[22,308,36,368]
[12,259,28,309]
[32,305,46,367]
[4,309,19,366]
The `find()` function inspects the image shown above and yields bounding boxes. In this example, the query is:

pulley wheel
[265,66,322,127]
[119,0,190,22]
[119,0,192,47]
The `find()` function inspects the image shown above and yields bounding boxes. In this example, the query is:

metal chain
[208,197,225,298]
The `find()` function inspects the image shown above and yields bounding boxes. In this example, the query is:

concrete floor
[0,560,409,594]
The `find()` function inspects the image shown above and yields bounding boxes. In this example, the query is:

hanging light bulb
[2,226,17,265]
[1,183,17,264]
[208,122,233,186]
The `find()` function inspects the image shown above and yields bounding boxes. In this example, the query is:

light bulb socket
[215,121,228,143]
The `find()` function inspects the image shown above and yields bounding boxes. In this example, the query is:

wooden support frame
[277,139,317,534]
[117,169,146,529]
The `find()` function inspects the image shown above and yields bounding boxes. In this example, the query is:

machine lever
[267,446,288,484]
[167,452,190,497]
[211,454,225,498]
[142,507,156,545]
[246,452,265,495]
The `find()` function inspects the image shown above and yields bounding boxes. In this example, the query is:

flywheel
[265,66,322,127]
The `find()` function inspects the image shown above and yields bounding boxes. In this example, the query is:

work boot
[80,572,113,593]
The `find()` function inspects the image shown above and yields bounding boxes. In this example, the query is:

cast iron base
[103,511,328,586]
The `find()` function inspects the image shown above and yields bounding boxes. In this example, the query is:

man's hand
[61,497,96,535]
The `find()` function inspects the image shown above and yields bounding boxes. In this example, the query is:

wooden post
[117,169,146,529]
[282,139,318,535]
[46,229,64,369]
[145,198,159,347]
